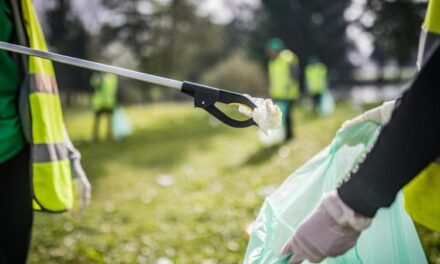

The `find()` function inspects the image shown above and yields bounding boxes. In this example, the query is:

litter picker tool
[0,41,256,128]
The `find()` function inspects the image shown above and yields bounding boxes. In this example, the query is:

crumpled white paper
[238,95,282,132]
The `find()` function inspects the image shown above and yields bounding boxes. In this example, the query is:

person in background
[266,38,300,141]
[305,56,328,115]
[280,0,440,263]
[91,72,118,140]
[0,0,90,263]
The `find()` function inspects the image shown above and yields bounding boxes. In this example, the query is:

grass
[29,102,440,263]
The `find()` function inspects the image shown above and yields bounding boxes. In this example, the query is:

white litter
[156,257,173,264]
[239,95,282,132]
[156,175,174,187]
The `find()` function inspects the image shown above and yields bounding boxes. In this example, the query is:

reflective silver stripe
[34,74,58,93]
[29,74,58,93]
[417,29,440,68]
[33,143,69,163]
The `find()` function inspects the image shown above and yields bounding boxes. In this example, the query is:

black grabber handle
[181,81,257,128]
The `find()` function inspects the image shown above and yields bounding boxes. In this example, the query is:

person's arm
[338,44,440,217]
[280,45,440,264]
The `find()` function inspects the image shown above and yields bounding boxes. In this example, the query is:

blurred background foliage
[28,0,440,263]
[200,50,267,96]
[34,0,426,106]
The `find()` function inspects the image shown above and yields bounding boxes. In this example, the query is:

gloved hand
[238,95,282,132]
[71,156,92,210]
[341,100,395,129]
[279,191,372,264]
[64,128,91,214]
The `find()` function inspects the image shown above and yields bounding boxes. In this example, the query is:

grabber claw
[181,81,257,128]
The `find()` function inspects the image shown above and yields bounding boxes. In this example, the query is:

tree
[248,0,354,88]
[365,0,426,67]
[201,50,268,96]
[44,0,92,103]
[98,0,229,100]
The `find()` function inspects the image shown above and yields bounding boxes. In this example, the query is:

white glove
[280,192,372,264]
[64,127,91,213]
[238,95,282,132]
[342,100,395,129]
[71,156,92,209]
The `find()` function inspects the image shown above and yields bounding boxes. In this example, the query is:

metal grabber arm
[0,41,257,128]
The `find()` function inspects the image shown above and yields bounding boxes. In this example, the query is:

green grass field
[29,103,440,263]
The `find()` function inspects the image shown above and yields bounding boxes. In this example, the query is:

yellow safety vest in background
[268,50,300,100]
[91,73,118,110]
[305,62,327,95]
[13,0,76,212]
[404,0,440,232]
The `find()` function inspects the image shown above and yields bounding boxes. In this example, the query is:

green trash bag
[244,122,427,264]
[112,107,133,140]
[318,89,335,117]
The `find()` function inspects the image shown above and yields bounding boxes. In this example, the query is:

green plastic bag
[244,122,427,264]
[318,89,335,117]
[112,107,133,140]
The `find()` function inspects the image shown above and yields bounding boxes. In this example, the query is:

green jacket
[0,0,24,164]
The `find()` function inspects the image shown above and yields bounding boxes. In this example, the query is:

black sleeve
[337,45,440,217]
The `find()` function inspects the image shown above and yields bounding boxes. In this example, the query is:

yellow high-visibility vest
[404,0,440,232]
[268,50,300,100]
[305,62,327,96]
[12,0,77,212]
[91,73,118,110]
[417,0,440,68]
[424,0,440,34]
[404,162,440,232]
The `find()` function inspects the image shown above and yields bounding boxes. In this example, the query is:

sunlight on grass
[30,102,440,263]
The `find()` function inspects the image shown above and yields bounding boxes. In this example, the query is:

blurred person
[91,72,118,140]
[305,56,328,115]
[0,0,90,262]
[266,38,300,141]
[280,1,440,263]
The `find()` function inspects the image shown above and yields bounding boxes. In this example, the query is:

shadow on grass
[74,114,233,184]
[241,144,282,166]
